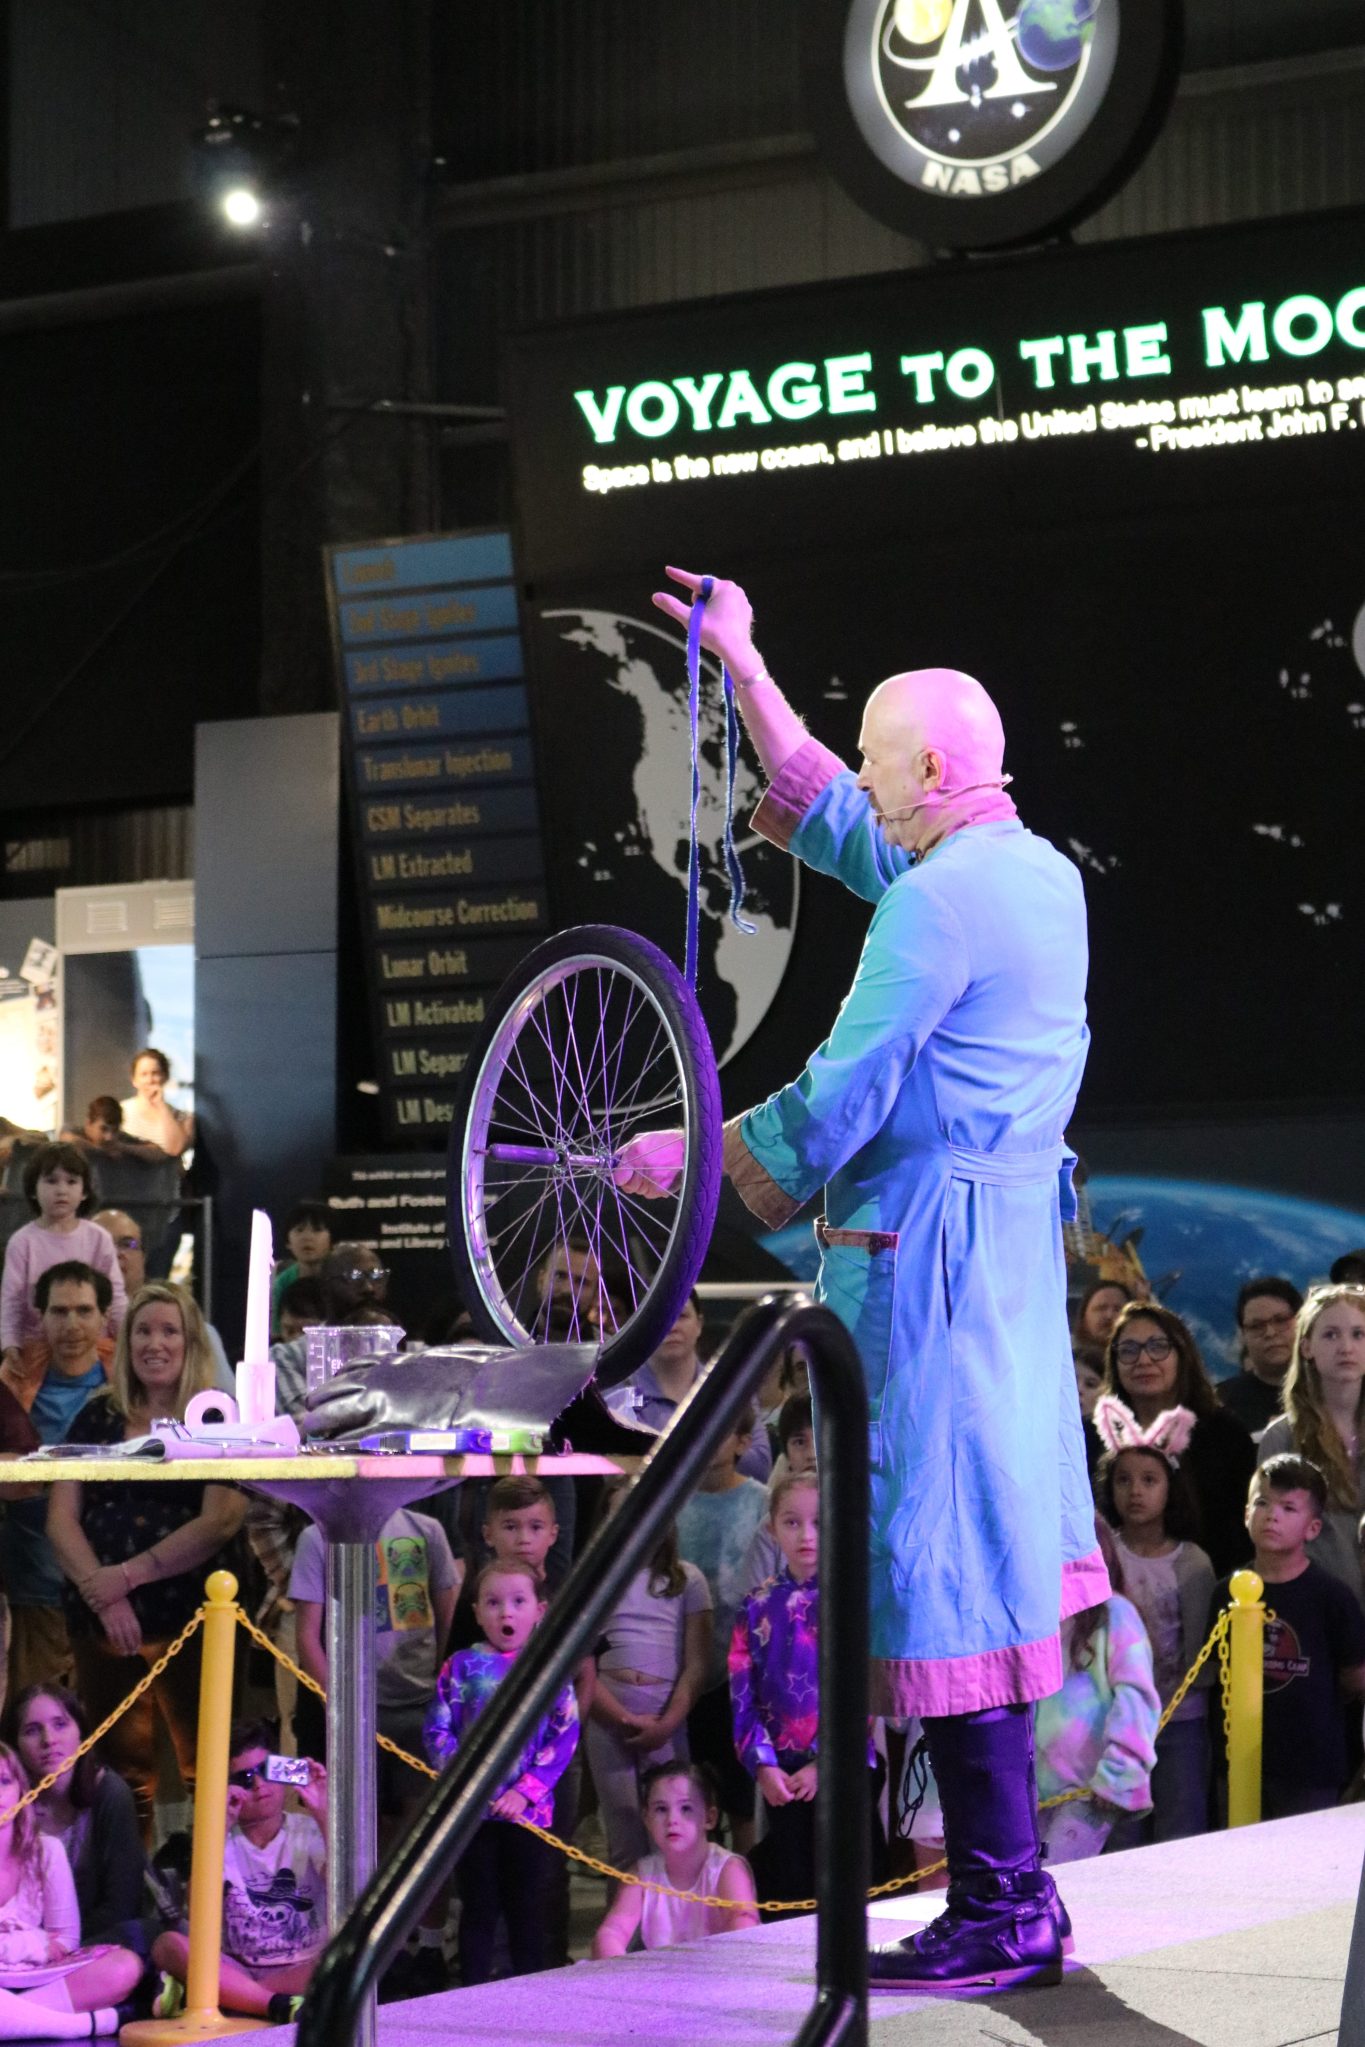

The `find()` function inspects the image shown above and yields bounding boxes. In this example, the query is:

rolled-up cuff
[751,737,848,851]
[722,1117,803,1229]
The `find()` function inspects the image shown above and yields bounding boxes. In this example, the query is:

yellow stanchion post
[123,1573,260,2045]
[1226,1567,1265,1829]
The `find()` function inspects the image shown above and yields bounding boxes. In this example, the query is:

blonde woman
[1258,1285,1365,1608]
[46,1285,246,1836]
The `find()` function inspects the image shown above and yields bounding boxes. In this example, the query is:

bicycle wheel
[447,924,722,1387]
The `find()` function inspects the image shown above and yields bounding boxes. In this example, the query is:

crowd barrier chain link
[0,1596,1265,1918]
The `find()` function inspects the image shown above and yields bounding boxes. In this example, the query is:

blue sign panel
[339,582,520,645]
[349,684,530,747]
[344,632,523,694]
[331,531,514,595]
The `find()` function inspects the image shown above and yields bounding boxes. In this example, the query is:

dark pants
[73,1627,204,1842]
[753,1754,886,1914]
[456,1819,560,1985]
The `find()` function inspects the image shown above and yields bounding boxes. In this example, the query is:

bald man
[639,569,1102,1990]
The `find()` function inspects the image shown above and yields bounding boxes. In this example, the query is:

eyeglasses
[113,1236,141,1252]
[1115,1336,1174,1365]
[228,1765,267,1790]
[334,1266,388,1283]
[1242,1312,1294,1337]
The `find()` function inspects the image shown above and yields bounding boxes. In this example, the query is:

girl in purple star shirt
[729,1474,880,1907]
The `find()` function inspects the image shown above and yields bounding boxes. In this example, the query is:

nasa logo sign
[804,0,1183,250]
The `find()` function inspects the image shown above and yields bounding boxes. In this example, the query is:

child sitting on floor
[0,1742,140,2040]
[425,1560,578,1985]
[590,1763,757,1957]
[151,1721,327,2025]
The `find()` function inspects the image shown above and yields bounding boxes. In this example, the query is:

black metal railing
[298,1292,870,2047]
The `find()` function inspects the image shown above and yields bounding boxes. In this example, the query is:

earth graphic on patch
[1016,0,1101,72]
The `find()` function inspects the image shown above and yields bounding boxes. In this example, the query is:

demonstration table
[12,1450,636,2047]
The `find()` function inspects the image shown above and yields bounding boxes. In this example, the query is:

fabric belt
[949,1140,1078,1222]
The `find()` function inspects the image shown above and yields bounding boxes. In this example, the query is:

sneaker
[152,1973,185,2020]
[868,1870,1063,1992]
[266,1992,306,2024]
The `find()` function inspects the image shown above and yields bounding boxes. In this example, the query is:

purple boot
[869,1703,1065,1992]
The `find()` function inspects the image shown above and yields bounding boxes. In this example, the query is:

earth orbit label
[851,0,1116,197]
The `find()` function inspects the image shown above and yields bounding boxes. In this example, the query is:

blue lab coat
[725,740,1105,1716]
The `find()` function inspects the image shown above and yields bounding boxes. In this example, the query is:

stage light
[192,102,297,229]
[221,184,262,228]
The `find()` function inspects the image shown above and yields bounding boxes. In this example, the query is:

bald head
[93,1208,144,1291]
[864,668,1005,782]
[857,668,1011,854]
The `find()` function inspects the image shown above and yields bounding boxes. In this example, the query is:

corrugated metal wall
[7,0,260,228]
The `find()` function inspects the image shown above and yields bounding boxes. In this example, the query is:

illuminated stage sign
[802,0,1182,250]
[327,531,545,1144]
[507,209,1365,581]
[506,207,1365,1119]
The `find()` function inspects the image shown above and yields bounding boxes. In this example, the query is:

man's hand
[101,1597,142,1656]
[651,568,761,679]
[613,1129,684,1198]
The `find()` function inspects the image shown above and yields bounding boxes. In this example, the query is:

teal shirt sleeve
[739,870,970,1208]
[790,769,915,904]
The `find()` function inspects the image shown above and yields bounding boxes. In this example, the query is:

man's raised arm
[651,567,807,785]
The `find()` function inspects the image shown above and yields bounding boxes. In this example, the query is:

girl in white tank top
[591,1763,758,1957]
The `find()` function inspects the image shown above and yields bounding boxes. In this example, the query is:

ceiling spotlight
[192,101,297,229]
[221,184,262,228]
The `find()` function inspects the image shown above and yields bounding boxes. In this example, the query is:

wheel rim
[460,951,694,1349]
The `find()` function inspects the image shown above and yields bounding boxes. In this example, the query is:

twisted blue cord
[685,577,755,989]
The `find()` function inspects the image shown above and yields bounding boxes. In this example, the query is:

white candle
[235,1209,276,1426]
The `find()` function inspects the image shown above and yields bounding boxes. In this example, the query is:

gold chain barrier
[0,1570,1274,1924]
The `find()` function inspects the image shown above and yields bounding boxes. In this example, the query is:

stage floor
[261,1804,1365,2046]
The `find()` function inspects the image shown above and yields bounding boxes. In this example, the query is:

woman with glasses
[45,1284,247,1838]
[1258,1286,1365,1608]
[1100,1302,1256,1577]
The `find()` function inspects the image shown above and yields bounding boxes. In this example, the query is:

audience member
[1258,1285,1365,1605]
[275,1278,326,1346]
[91,1211,233,1395]
[46,1283,247,1836]
[151,1720,326,2024]
[0,1742,141,2039]
[270,1202,333,1337]
[1,1148,124,1363]
[730,1474,829,1906]
[2,1265,114,1696]
[1072,1281,1133,1368]
[320,1244,390,1322]
[676,1403,768,1850]
[1033,1519,1160,1863]
[1220,1278,1303,1437]
[1094,1394,1216,1845]
[756,1342,810,1454]
[590,1762,758,1957]
[1213,1456,1365,1818]
[4,1686,147,1949]
[118,1050,192,1160]
[1330,1251,1365,1287]
[742,1395,817,1590]
[290,1506,461,1814]
[1101,1300,1256,1575]
[628,1293,771,1483]
[65,1100,159,1162]
[424,1561,579,1985]
[585,1479,711,1868]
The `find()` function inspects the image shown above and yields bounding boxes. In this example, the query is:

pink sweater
[1,1219,127,1350]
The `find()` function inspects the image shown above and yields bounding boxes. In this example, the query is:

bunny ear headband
[1093,1393,1197,1467]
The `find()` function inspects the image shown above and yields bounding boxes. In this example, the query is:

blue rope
[685,578,755,988]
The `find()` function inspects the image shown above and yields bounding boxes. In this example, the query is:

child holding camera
[150,1721,327,2025]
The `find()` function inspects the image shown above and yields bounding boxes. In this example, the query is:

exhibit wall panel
[194,712,339,1354]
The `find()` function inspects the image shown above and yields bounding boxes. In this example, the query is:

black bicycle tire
[446,923,723,1387]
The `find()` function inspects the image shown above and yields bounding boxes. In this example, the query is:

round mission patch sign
[804,0,1183,250]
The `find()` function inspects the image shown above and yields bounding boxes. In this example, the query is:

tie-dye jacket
[423,1644,578,1827]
